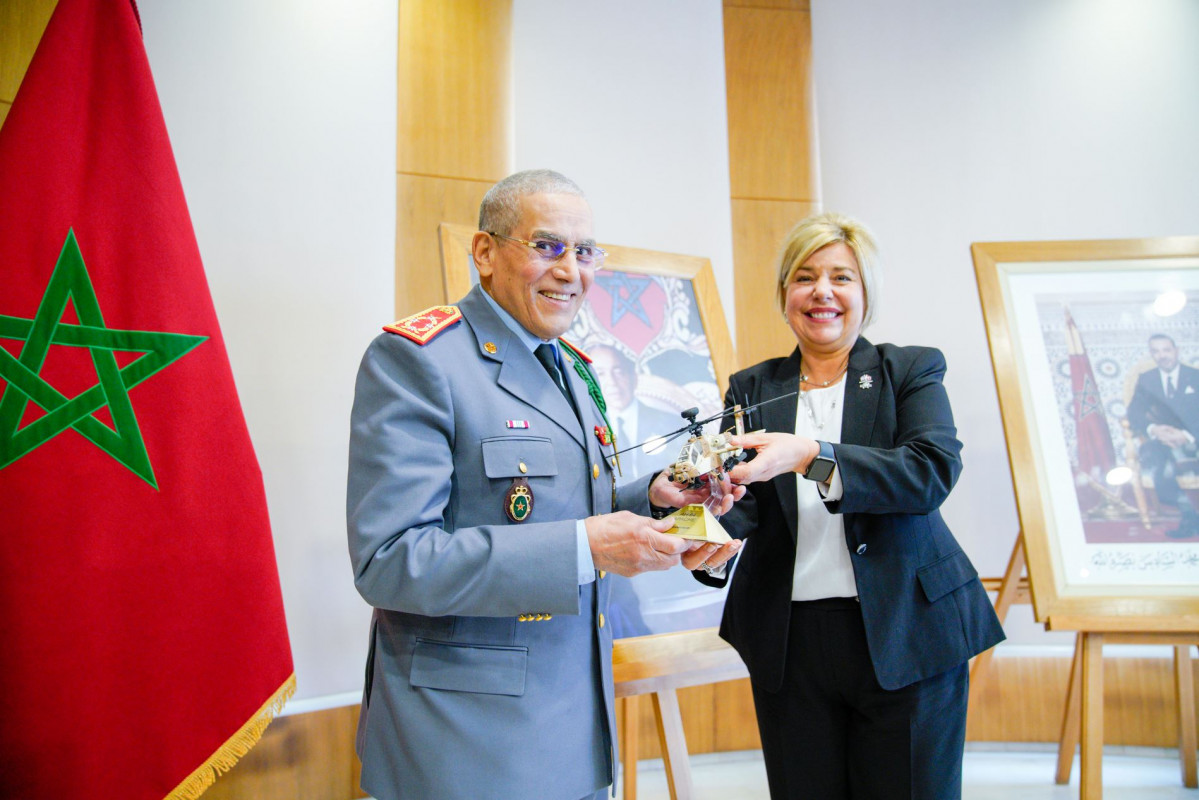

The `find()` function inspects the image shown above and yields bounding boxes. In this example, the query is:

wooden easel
[1053,631,1197,797]
[972,532,1199,799]
[612,628,748,800]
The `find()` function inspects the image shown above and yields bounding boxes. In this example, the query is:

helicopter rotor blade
[684,391,798,433]
[611,424,692,458]
[609,391,798,459]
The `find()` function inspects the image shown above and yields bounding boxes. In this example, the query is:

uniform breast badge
[594,425,612,446]
[505,477,533,522]
[594,424,622,478]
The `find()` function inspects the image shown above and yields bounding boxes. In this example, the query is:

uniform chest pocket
[481,436,558,479]
[410,639,528,696]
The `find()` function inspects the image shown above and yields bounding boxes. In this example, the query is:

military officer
[347,169,741,800]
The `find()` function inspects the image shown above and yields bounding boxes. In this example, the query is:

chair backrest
[1123,358,1157,407]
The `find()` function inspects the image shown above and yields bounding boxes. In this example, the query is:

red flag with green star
[0,1,294,798]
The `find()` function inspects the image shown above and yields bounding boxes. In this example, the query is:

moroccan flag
[1065,307,1117,485]
[0,1,294,798]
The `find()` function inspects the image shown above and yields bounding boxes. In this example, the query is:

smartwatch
[802,440,836,483]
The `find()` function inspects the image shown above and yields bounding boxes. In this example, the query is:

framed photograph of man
[973,236,1199,631]
[438,223,736,638]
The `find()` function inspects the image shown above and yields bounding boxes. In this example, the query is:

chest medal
[505,477,533,522]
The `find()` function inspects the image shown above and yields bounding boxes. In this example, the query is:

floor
[359,745,1196,798]
[618,745,1198,799]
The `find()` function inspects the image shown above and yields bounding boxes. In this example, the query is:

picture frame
[438,222,737,638]
[973,235,1199,631]
[439,223,735,388]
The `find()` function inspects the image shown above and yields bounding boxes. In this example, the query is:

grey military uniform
[348,284,652,800]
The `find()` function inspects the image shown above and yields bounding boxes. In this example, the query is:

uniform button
[545,614,552,620]
[592,463,600,479]
[518,614,528,621]
[856,544,867,555]
[598,613,606,629]
[598,570,607,579]
[519,461,528,474]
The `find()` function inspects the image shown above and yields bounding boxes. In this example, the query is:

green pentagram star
[0,229,207,487]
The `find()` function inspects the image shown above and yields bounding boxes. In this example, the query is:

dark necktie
[1168,376,1177,399]
[534,344,574,410]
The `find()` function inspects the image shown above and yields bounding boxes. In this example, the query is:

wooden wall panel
[396,172,492,315]
[723,6,816,201]
[395,0,512,318]
[730,198,817,364]
[397,0,510,180]
[713,675,763,751]
[723,1,820,370]
[0,0,56,107]
[966,653,1199,746]
[196,654,1198,800]
[0,0,57,136]
[200,705,362,800]
[725,0,810,9]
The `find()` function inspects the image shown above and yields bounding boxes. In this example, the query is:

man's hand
[1152,424,1190,449]
[585,511,702,577]
[648,470,747,516]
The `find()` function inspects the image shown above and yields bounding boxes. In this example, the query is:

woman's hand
[726,432,819,484]
[648,470,747,516]
[681,538,742,572]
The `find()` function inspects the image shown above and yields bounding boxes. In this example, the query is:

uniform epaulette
[558,336,591,363]
[383,305,462,345]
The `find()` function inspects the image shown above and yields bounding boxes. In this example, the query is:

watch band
[802,440,836,483]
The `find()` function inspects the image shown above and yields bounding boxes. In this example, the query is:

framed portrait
[438,223,736,638]
[973,236,1199,631]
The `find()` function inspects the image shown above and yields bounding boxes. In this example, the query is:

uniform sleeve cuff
[577,520,596,584]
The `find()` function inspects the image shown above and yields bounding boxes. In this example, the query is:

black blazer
[701,338,1004,691]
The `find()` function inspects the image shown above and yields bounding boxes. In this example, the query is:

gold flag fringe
[165,673,297,800]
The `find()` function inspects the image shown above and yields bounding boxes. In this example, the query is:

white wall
[139,1,396,702]
[135,0,734,708]
[810,0,1199,644]
[511,0,736,332]
[130,0,1199,703]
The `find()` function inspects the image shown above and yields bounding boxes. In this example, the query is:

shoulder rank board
[383,305,461,345]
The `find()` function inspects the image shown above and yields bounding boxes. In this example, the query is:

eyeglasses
[488,232,607,271]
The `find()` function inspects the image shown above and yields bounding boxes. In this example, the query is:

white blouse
[791,379,857,601]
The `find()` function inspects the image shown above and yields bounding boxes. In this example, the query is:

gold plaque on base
[664,504,732,544]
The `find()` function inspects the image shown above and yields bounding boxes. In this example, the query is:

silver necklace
[799,357,847,431]
[799,372,842,387]
[798,356,849,389]
[800,387,837,430]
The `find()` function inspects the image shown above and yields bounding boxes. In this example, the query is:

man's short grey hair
[478,169,586,235]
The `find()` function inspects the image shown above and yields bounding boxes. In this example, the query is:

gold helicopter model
[614,393,797,488]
